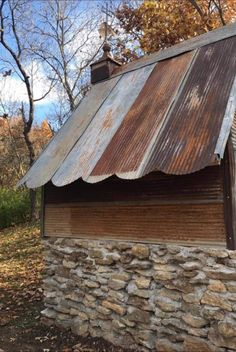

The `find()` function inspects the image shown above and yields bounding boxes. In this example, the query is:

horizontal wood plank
[45,166,224,205]
[44,203,226,244]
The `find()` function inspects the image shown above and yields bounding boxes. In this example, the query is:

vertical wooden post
[40,186,45,238]
[223,138,236,250]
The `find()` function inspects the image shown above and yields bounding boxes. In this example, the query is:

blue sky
[0,0,108,125]
[35,103,53,123]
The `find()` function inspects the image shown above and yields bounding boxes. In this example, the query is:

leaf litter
[0,223,130,352]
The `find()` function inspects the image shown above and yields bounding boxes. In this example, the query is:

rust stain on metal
[101,109,113,130]
[92,51,194,176]
[19,29,236,188]
[145,36,236,175]
[52,64,154,186]
[18,75,121,188]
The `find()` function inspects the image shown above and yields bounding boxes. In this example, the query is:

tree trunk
[21,104,37,222]
[23,129,37,222]
[23,133,37,222]
[29,188,37,222]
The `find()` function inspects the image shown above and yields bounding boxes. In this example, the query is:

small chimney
[90,42,121,84]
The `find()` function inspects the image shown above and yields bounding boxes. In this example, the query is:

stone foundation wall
[42,238,236,352]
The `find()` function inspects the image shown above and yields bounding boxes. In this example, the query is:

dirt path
[0,297,126,352]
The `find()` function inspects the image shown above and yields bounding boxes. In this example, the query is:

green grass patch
[0,188,30,229]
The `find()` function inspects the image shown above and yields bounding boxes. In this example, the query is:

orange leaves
[0,116,52,187]
[116,0,236,55]
[30,119,52,152]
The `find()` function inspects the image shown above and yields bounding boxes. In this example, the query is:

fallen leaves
[0,223,43,306]
[0,223,130,352]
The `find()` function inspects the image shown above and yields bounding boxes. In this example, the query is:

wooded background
[0,0,235,226]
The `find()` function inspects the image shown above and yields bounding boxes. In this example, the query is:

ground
[0,224,129,352]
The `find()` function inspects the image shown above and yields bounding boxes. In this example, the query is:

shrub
[0,188,30,229]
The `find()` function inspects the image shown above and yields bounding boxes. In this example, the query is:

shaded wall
[44,166,226,246]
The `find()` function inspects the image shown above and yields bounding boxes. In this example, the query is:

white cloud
[0,61,58,109]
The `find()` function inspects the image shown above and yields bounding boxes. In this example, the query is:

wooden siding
[45,166,223,204]
[45,203,225,245]
[223,139,236,249]
[43,166,226,245]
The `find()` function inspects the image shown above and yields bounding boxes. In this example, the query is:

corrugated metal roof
[19,24,236,188]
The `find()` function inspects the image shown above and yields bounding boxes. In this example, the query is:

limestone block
[41,308,56,319]
[127,296,153,311]
[155,296,181,312]
[112,319,126,330]
[218,319,236,338]
[134,276,151,289]
[96,306,111,315]
[101,300,126,316]
[108,290,127,303]
[111,272,130,281]
[183,335,224,352]
[136,330,156,349]
[108,278,127,290]
[201,291,232,311]
[131,244,150,259]
[202,306,225,321]
[126,307,151,324]
[71,318,89,337]
[164,279,193,293]
[189,271,208,284]
[125,259,152,270]
[204,248,228,258]
[154,271,177,281]
[209,326,236,350]
[180,261,202,271]
[227,281,236,293]
[84,280,100,288]
[208,280,227,293]
[156,338,184,352]
[204,265,236,280]
[182,313,207,328]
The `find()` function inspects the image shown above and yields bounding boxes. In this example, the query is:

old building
[19,23,236,351]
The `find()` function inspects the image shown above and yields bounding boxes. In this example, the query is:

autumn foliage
[0,117,52,227]
[0,117,52,187]
[116,0,236,55]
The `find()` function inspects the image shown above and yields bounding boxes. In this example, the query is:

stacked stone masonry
[42,238,236,352]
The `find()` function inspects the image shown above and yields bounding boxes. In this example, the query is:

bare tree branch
[212,0,226,26]
[31,0,103,126]
[33,78,56,102]
[0,0,54,219]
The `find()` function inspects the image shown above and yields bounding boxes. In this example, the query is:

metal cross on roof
[99,2,116,41]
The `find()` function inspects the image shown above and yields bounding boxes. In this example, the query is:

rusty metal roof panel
[52,64,155,186]
[90,50,196,181]
[18,26,236,188]
[144,36,236,176]
[18,75,121,188]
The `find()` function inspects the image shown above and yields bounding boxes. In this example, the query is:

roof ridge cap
[110,22,236,79]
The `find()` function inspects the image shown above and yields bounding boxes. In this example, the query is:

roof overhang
[18,23,236,188]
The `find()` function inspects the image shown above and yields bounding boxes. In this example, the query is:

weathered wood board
[44,166,226,245]
[44,202,225,245]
